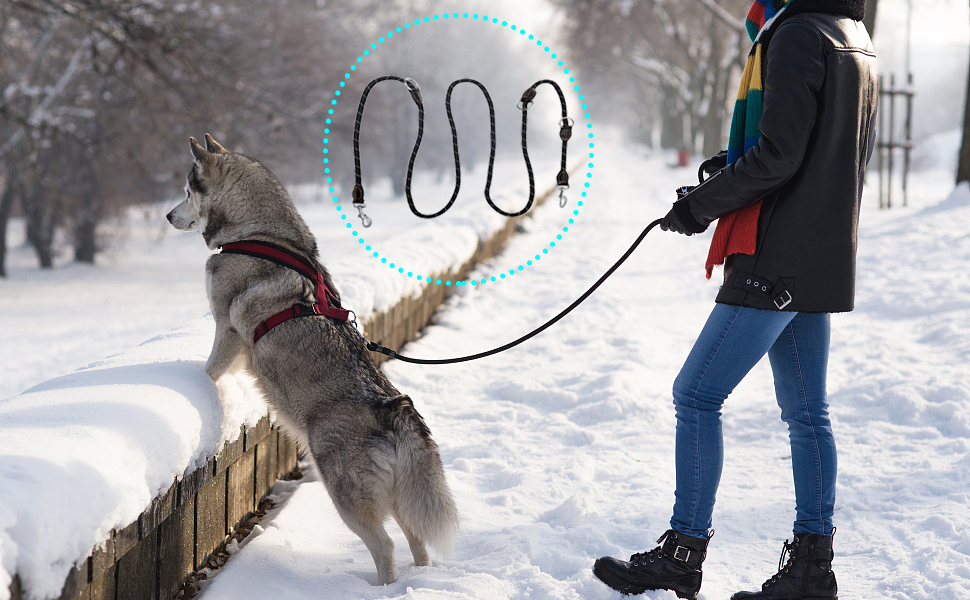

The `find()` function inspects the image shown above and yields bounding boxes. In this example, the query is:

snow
[197,134,968,599]
[2,129,970,599]
[0,318,266,600]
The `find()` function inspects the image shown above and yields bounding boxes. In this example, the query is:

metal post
[887,73,896,209]
[902,73,913,207]
[878,76,884,209]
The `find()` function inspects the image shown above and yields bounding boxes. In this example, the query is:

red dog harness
[220,240,350,343]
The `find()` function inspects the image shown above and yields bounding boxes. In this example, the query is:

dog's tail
[385,395,459,558]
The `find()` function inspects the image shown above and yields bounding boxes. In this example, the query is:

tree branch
[698,0,746,33]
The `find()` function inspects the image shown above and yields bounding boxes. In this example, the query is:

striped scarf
[705,0,796,279]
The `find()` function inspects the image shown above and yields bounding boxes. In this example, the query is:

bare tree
[0,0,385,274]
[555,0,750,155]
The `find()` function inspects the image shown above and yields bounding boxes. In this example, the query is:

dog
[166,134,459,585]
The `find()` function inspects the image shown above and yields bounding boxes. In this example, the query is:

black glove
[697,150,728,183]
[660,187,707,236]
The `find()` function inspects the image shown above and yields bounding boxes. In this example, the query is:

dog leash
[351,76,573,227]
[362,161,726,364]
[362,218,664,365]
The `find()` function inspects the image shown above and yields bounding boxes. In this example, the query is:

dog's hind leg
[310,439,398,585]
[338,508,397,585]
[393,511,431,567]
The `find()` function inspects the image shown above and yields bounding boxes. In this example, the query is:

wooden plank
[77,564,114,600]
[158,497,195,600]
[255,436,277,502]
[194,460,226,570]
[54,561,86,600]
[89,533,115,585]
[226,448,256,530]
[115,528,157,600]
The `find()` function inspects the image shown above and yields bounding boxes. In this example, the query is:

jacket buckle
[774,290,793,310]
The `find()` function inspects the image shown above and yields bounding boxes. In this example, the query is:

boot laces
[763,537,799,589]
[628,531,674,567]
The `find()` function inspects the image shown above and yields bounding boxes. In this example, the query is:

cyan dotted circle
[322,12,594,287]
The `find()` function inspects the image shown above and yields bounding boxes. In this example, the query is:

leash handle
[364,218,665,365]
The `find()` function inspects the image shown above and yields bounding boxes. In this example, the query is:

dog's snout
[166,210,175,224]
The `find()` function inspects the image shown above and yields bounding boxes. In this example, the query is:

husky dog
[166,134,459,585]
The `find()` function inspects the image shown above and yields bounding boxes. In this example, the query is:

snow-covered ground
[2,130,970,600]
[188,136,970,600]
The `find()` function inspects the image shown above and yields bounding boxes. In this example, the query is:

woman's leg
[670,304,796,538]
[767,311,835,535]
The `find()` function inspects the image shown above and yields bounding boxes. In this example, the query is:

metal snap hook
[558,188,567,208]
[356,204,372,228]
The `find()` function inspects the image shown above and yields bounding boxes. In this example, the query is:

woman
[593,1,877,599]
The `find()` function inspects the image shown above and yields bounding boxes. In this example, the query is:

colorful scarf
[704,0,796,279]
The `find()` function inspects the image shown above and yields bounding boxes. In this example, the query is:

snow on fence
[6,417,300,600]
[3,181,562,600]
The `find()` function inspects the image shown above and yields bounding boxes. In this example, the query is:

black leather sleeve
[686,22,826,227]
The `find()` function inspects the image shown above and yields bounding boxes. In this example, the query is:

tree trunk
[26,199,56,268]
[73,153,101,263]
[958,38,970,184]
[702,46,730,158]
[0,176,14,278]
[660,90,686,150]
[23,169,58,269]
[862,0,878,37]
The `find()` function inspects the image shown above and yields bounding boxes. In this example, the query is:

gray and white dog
[167,134,459,585]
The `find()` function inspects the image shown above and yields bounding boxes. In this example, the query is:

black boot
[593,529,711,599]
[731,532,838,600]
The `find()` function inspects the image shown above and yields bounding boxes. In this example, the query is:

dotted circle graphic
[322,13,595,287]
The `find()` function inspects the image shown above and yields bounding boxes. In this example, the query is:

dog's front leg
[205,323,247,381]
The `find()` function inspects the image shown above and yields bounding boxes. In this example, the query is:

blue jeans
[669,303,836,539]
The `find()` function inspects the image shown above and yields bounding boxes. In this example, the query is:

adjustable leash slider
[517,86,537,110]
[559,117,573,141]
[405,78,423,105]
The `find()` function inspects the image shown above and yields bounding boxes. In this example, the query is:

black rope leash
[352,76,573,227]
[363,218,664,365]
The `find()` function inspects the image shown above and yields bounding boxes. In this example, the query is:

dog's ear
[204,133,229,154]
[189,136,210,164]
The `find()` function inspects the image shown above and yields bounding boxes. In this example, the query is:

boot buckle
[673,546,691,562]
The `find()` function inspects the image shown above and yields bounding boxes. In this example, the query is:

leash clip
[352,184,372,227]
[348,310,367,339]
[556,169,569,207]
[355,204,372,228]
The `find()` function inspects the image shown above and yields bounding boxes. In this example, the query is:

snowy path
[196,134,970,600]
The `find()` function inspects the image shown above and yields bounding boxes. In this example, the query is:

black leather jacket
[684,12,878,313]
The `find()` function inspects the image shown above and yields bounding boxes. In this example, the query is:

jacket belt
[732,271,793,310]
